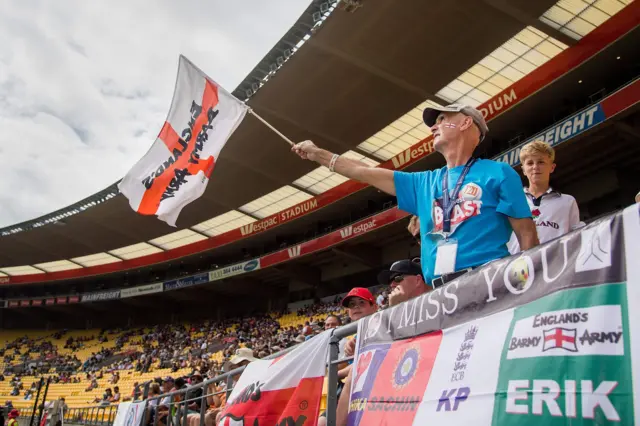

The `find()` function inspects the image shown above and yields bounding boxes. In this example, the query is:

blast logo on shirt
[431,183,483,235]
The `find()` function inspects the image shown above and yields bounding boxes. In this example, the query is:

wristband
[328,154,340,172]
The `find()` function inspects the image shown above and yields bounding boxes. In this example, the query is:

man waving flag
[119,55,248,226]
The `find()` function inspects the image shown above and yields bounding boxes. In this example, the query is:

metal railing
[12,321,359,426]
[63,405,118,426]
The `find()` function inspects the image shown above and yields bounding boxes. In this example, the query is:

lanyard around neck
[441,158,476,235]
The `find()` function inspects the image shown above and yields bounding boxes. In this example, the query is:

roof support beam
[481,0,577,47]
[305,39,440,101]
[273,263,321,287]
[615,122,640,142]
[145,241,166,251]
[331,245,381,268]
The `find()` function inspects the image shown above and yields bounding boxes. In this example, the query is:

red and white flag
[218,330,331,426]
[542,327,578,352]
[119,55,248,226]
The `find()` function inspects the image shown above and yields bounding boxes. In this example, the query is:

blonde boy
[508,141,581,254]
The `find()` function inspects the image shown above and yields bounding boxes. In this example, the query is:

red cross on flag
[542,327,578,352]
[119,55,249,226]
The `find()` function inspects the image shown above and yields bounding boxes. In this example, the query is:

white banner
[209,259,260,282]
[112,402,145,426]
[119,55,248,226]
[120,282,163,298]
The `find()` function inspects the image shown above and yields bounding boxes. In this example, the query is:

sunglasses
[391,275,406,284]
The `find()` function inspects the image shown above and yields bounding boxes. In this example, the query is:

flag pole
[248,109,295,147]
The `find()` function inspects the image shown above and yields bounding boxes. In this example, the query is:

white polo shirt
[508,187,581,254]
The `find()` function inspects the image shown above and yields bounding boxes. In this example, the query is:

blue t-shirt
[394,159,531,284]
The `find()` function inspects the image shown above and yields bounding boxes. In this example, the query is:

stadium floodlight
[320,2,329,13]
[284,49,292,58]
[251,82,259,93]
[245,89,253,99]
[277,56,284,67]
[270,63,278,73]
[312,11,322,22]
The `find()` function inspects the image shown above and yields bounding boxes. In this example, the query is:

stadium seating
[0,301,348,409]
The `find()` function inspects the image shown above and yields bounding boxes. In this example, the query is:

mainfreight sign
[209,259,261,282]
[81,290,121,303]
[496,104,605,167]
[164,272,209,291]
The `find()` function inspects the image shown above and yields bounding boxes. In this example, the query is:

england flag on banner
[119,55,248,226]
[542,327,578,352]
[218,330,331,426]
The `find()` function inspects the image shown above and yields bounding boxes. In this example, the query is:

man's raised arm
[292,140,396,195]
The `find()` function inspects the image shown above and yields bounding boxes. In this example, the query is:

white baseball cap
[423,103,489,141]
[229,348,257,365]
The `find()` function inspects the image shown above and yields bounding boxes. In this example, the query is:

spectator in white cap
[229,348,257,366]
[292,103,538,288]
[508,140,582,254]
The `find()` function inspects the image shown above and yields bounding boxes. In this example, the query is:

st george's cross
[119,55,249,226]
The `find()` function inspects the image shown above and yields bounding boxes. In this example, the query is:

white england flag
[119,55,248,226]
[218,330,331,426]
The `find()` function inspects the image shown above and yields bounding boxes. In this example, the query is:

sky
[0,0,311,228]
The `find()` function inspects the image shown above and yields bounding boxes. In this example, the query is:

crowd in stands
[0,299,351,413]
[1,115,637,426]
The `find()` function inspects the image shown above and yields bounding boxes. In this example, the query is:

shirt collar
[524,187,560,198]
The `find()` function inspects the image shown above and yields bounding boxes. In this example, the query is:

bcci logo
[392,347,420,390]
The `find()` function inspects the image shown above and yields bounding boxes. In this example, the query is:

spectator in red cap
[340,287,377,362]
[319,289,377,426]
[8,409,20,426]
[341,288,377,321]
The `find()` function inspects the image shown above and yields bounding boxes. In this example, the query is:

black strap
[442,158,476,234]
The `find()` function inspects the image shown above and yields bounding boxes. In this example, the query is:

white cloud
[0,0,311,227]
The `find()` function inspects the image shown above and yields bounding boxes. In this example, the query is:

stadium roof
[0,0,637,282]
